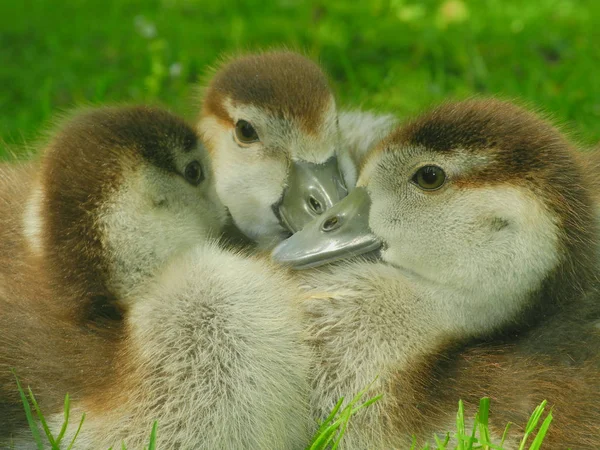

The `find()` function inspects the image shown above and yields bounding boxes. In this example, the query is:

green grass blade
[322,397,345,426]
[330,406,353,450]
[147,421,158,450]
[466,412,479,450]
[314,396,345,437]
[456,400,466,450]
[410,435,418,450]
[433,433,445,449]
[12,370,44,450]
[27,386,58,449]
[349,394,383,415]
[420,398,553,450]
[307,377,383,450]
[477,397,491,446]
[55,393,71,445]
[308,420,342,450]
[518,400,547,450]
[500,422,512,447]
[527,401,548,432]
[528,410,553,450]
[441,432,450,447]
[66,412,86,450]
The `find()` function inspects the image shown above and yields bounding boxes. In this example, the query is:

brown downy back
[0,164,117,438]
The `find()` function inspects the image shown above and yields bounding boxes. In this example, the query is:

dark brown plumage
[39,106,201,323]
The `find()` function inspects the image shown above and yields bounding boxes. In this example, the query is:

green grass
[14,372,553,449]
[1,0,599,158]
[13,370,86,450]
[13,371,157,450]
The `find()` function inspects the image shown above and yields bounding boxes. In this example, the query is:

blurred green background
[1,0,599,157]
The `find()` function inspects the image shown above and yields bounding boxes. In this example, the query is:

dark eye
[235,120,259,144]
[412,165,446,191]
[184,161,204,186]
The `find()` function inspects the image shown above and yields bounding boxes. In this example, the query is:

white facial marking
[200,95,339,247]
[370,182,560,332]
[97,164,225,301]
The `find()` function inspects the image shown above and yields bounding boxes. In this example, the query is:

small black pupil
[241,122,255,138]
[421,167,439,185]
[187,163,199,180]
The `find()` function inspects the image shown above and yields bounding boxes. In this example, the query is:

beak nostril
[321,215,341,232]
[308,195,323,215]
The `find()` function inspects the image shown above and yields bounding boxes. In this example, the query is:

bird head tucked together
[199,51,348,248]
[24,106,227,319]
[274,99,598,330]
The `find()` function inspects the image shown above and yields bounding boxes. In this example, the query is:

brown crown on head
[40,106,199,322]
[202,51,333,134]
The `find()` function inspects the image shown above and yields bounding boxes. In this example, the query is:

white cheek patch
[23,185,45,255]
[97,171,214,301]
[201,100,290,242]
[464,186,560,298]
[212,143,287,242]
[373,185,561,330]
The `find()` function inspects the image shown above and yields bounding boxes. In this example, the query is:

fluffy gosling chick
[199,50,396,247]
[0,105,225,435]
[21,106,227,320]
[1,107,311,448]
[273,99,600,448]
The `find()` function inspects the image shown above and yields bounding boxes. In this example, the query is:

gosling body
[275,99,600,448]
[1,107,311,448]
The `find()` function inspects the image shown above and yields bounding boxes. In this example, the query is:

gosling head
[26,106,227,319]
[199,50,348,248]
[274,99,598,329]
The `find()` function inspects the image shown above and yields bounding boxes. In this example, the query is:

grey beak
[278,157,348,233]
[272,187,381,269]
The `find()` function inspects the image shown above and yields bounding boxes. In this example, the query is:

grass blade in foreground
[13,371,85,450]
[306,377,383,450]
[13,370,44,450]
[15,374,552,450]
[308,388,553,450]
[429,398,552,450]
